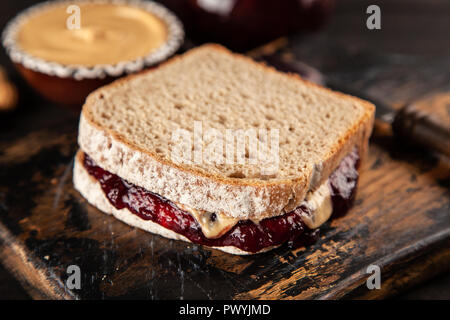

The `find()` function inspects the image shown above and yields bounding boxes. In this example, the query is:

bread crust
[78,44,374,220]
[73,150,276,255]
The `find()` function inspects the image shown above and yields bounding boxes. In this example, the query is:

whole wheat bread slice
[77,44,374,220]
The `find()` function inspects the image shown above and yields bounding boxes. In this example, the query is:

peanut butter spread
[17,3,168,66]
[176,179,333,238]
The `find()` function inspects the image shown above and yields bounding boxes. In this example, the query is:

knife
[253,51,450,157]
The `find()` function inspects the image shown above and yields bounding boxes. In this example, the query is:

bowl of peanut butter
[2,0,184,106]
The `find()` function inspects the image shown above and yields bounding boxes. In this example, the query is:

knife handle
[392,93,450,157]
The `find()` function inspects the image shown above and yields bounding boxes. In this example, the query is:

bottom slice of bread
[73,151,277,255]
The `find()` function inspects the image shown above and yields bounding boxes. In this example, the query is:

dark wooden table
[0,0,449,299]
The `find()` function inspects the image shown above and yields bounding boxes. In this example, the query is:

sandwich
[73,44,374,255]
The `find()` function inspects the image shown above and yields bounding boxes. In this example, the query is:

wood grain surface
[0,33,449,299]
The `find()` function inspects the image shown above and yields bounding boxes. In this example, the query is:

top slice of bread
[78,44,374,220]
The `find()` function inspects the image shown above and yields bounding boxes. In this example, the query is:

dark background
[0,0,449,299]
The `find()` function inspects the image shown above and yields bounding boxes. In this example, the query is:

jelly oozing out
[329,149,360,217]
[83,149,359,253]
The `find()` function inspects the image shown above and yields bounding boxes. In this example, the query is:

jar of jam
[161,0,335,51]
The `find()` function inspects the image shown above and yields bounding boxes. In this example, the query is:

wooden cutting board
[0,38,449,300]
